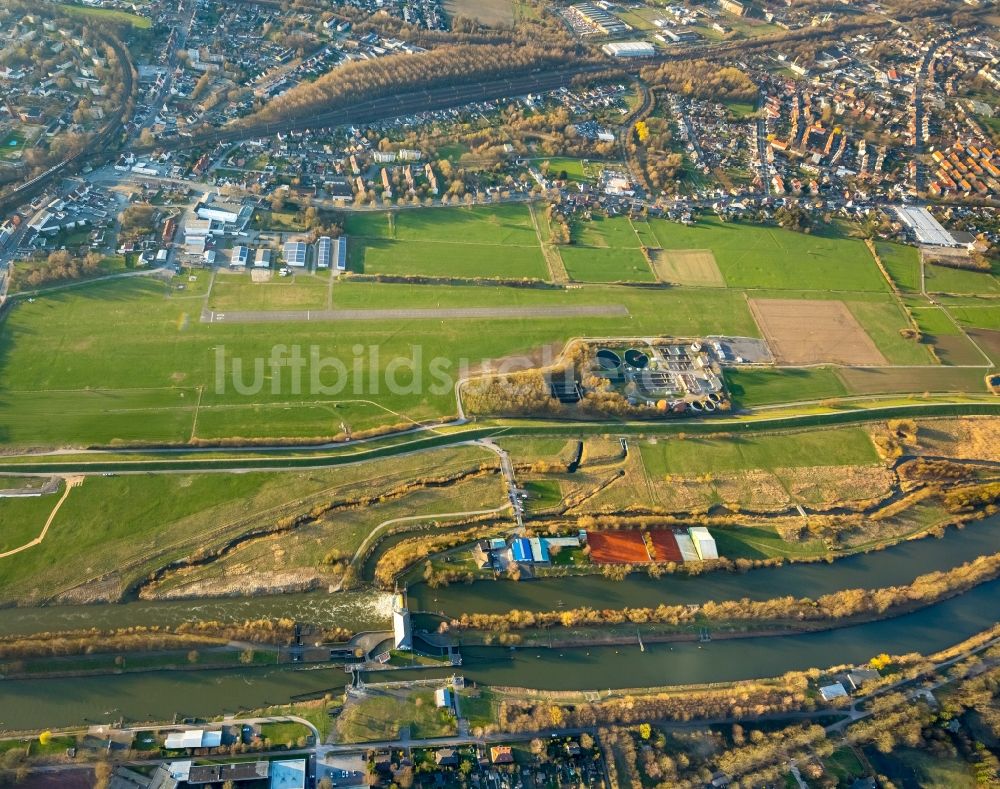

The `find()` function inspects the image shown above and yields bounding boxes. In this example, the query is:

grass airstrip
[0,204,991,449]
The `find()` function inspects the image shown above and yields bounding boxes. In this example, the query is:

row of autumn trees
[0,618,353,659]
[244,43,579,126]
[447,550,1000,633]
[499,674,810,733]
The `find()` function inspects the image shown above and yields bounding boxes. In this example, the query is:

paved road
[201,304,629,324]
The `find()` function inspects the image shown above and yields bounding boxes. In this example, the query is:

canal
[2,579,999,731]
[0,517,998,731]
[410,517,1000,616]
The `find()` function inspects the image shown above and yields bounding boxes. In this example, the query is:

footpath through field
[0,476,82,559]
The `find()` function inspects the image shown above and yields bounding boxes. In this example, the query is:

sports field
[587,531,650,564]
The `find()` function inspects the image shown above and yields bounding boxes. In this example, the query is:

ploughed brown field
[749,298,887,365]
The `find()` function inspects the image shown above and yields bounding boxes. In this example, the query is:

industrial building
[229,245,250,269]
[602,41,656,58]
[316,235,332,269]
[283,240,308,268]
[894,205,967,248]
[335,236,348,271]
[567,3,631,36]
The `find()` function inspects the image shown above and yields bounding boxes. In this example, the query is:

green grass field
[56,2,152,27]
[724,367,848,407]
[0,486,64,553]
[711,525,827,560]
[638,427,878,475]
[0,446,494,604]
[876,242,921,292]
[948,305,1000,330]
[338,690,457,742]
[351,237,548,279]
[647,216,888,292]
[924,260,1000,295]
[559,246,655,282]
[346,204,548,279]
[0,205,985,450]
[0,275,767,447]
[209,272,330,311]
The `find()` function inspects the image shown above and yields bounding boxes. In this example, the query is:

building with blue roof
[511,538,531,563]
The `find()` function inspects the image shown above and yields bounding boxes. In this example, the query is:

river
[410,517,1000,616]
[0,590,394,637]
[0,518,998,731]
[2,580,999,731]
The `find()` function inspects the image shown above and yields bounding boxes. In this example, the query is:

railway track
[0,33,135,214]
[0,13,909,209]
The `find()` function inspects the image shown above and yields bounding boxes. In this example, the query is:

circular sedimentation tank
[596,348,622,370]
[624,349,649,369]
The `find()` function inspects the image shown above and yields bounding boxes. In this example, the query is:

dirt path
[0,476,82,559]
[528,202,569,284]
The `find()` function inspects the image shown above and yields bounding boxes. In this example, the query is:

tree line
[243,43,579,126]
[447,550,1000,633]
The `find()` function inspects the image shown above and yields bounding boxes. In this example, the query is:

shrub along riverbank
[444,550,1000,643]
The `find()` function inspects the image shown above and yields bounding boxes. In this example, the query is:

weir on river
[0,516,997,731]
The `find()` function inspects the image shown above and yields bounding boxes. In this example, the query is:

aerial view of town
[1,0,1000,786]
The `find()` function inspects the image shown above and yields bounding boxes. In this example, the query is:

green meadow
[345,204,548,278]
[56,2,152,27]
[638,427,879,476]
[0,206,982,449]
[647,216,888,292]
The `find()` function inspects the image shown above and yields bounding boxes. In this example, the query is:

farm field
[724,367,848,407]
[649,248,726,287]
[638,427,879,476]
[749,298,887,365]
